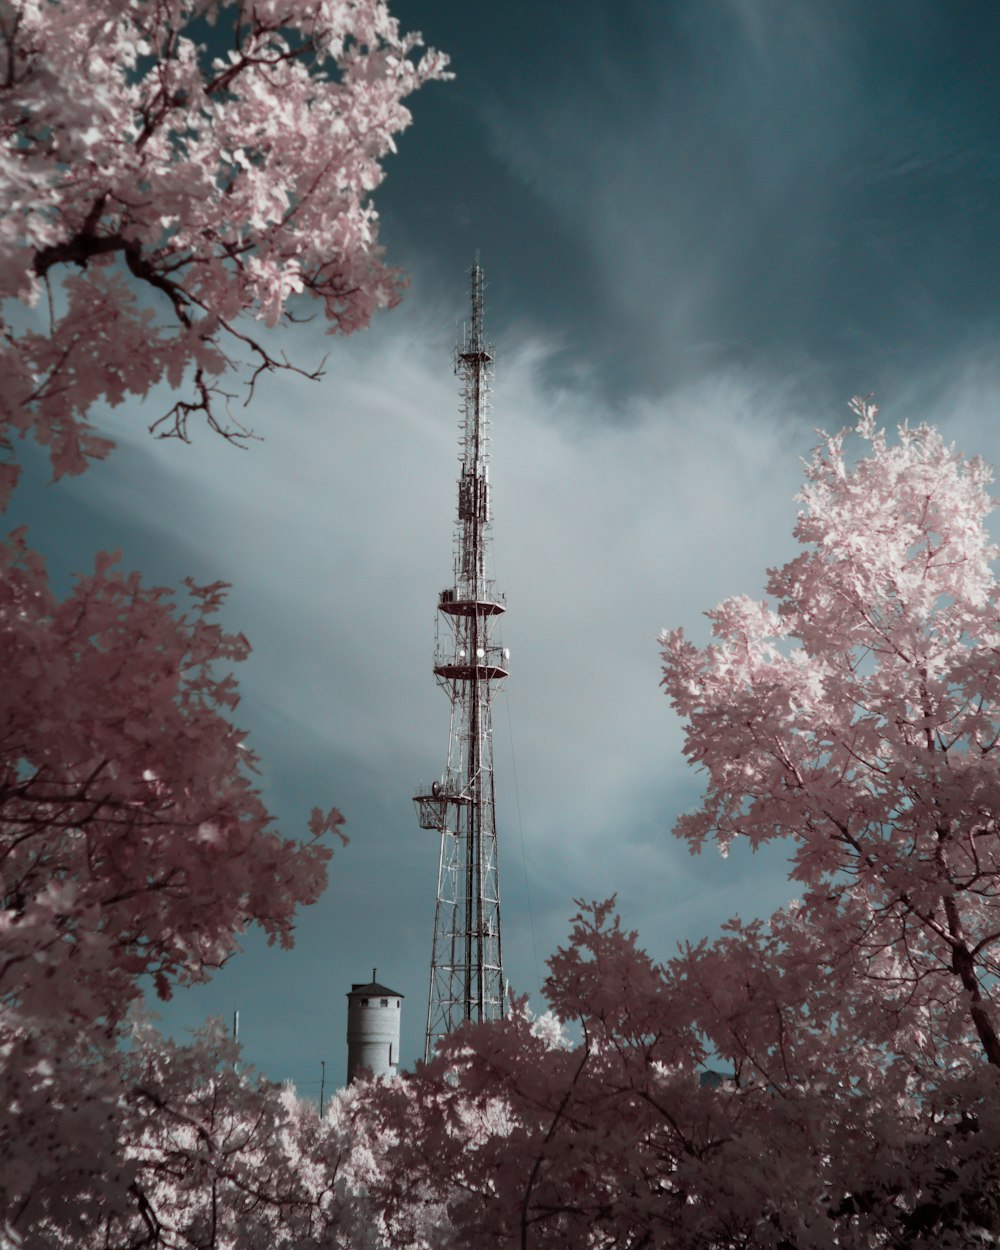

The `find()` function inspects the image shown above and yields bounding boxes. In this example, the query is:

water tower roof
[347,971,403,998]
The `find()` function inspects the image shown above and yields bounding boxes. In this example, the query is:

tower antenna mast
[414,262,508,1060]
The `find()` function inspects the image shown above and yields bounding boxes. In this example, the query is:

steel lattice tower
[414,263,508,1061]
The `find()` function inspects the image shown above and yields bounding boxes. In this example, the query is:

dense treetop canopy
[0,0,447,502]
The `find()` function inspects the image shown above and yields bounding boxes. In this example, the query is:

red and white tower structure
[414,263,508,1061]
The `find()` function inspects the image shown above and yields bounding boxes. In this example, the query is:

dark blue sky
[11,0,1000,1091]
[382,0,1000,404]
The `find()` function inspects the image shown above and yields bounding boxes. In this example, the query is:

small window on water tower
[361,998,369,1006]
[380,998,389,1007]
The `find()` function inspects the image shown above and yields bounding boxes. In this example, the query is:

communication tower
[414,263,508,1061]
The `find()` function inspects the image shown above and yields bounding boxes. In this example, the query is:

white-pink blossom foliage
[0,528,344,1238]
[0,0,447,503]
[662,400,1000,1069]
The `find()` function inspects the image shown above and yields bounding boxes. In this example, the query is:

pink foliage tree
[359,404,1000,1248]
[0,0,447,503]
[58,1022,390,1248]
[662,399,1000,1077]
[0,526,349,1240]
[0,0,444,1242]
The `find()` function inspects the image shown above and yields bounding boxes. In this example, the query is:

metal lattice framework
[414,263,507,1061]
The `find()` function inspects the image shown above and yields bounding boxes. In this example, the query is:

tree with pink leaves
[361,403,1000,1248]
[0,0,447,504]
[663,399,1000,1080]
[0,1,444,1242]
[0,528,347,1238]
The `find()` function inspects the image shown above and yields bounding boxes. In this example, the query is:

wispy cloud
[469,2,1000,402]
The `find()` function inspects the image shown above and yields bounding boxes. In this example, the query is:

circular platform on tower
[437,595,505,617]
[433,661,509,681]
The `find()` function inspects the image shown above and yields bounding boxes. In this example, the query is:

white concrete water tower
[346,970,403,1083]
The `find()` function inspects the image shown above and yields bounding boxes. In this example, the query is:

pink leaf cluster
[662,400,1000,1068]
[17,1018,393,1246]
[0,0,448,498]
[0,530,341,1236]
[363,899,1000,1247]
